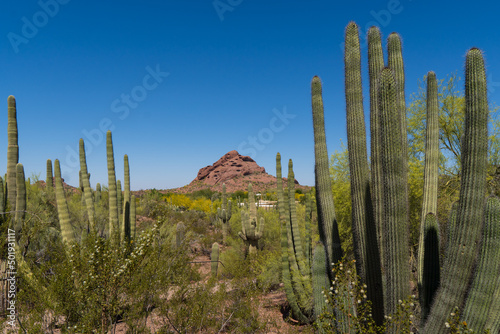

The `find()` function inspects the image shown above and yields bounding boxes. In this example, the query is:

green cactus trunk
[0,177,4,224]
[217,183,232,244]
[344,22,384,325]
[423,48,488,333]
[378,67,410,318]
[107,131,119,242]
[121,155,131,244]
[276,153,311,324]
[238,183,264,255]
[14,163,26,239]
[418,71,440,322]
[368,26,385,267]
[79,139,96,232]
[54,159,74,245]
[211,242,220,277]
[463,196,500,331]
[420,213,440,324]
[311,76,343,274]
[7,96,19,212]
[130,195,136,239]
[312,242,329,326]
[117,179,122,219]
[46,159,53,191]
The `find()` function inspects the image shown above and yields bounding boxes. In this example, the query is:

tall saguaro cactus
[14,163,26,238]
[107,131,119,242]
[46,159,53,191]
[424,47,489,333]
[7,95,19,211]
[217,183,232,244]
[79,139,95,231]
[54,159,74,245]
[121,155,131,243]
[238,183,264,255]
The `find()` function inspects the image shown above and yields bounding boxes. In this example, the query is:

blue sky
[1,0,499,190]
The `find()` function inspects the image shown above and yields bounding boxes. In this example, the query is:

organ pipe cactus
[121,155,131,244]
[423,47,489,333]
[130,195,136,239]
[117,179,122,218]
[217,183,232,244]
[54,159,74,245]
[462,196,500,331]
[238,183,264,255]
[378,67,411,317]
[14,163,26,239]
[418,71,440,322]
[344,22,385,324]
[79,139,95,231]
[311,76,343,277]
[46,159,53,191]
[277,153,312,323]
[107,131,119,242]
[7,95,19,211]
[0,177,4,223]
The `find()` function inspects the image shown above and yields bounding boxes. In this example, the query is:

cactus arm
[54,159,74,245]
[7,96,19,211]
[79,139,96,232]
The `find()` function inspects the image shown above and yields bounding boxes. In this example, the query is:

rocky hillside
[171,150,309,194]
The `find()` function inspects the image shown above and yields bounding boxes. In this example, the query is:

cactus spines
[418,71,440,322]
[312,243,329,318]
[46,159,53,191]
[7,95,19,211]
[54,159,74,245]
[378,67,410,316]
[424,48,489,333]
[130,195,136,239]
[344,22,384,324]
[176,221,185,247]
[211,242,220,277]
[14,163,26,238]
[463,196,500,331]
[117,179,122,217]
[311,76,343,273]
[0,177,4,224]
[121,155,131,244]
[79,139,95,231]
[217,183,232,244]
[420,213,440,322]
[368,27,385,261]
[107,131,119,242]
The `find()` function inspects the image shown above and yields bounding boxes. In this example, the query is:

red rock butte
[172,150,308,194]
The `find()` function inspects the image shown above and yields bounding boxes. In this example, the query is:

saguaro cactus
[7,96,19,211]
[211,242,220,277]
[46,159,53,191]
[79,139,95,231]
[238,183,264,255]
[107,131,119,242]
[130,195,136,239]
[54,159,74,245]
[95,183,101,203]
[0,177,4,224]
[14,163,26,238]
[121,155,131,244]
[217,183,232,244]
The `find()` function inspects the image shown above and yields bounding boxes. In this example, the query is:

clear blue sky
[1,0,499,190]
